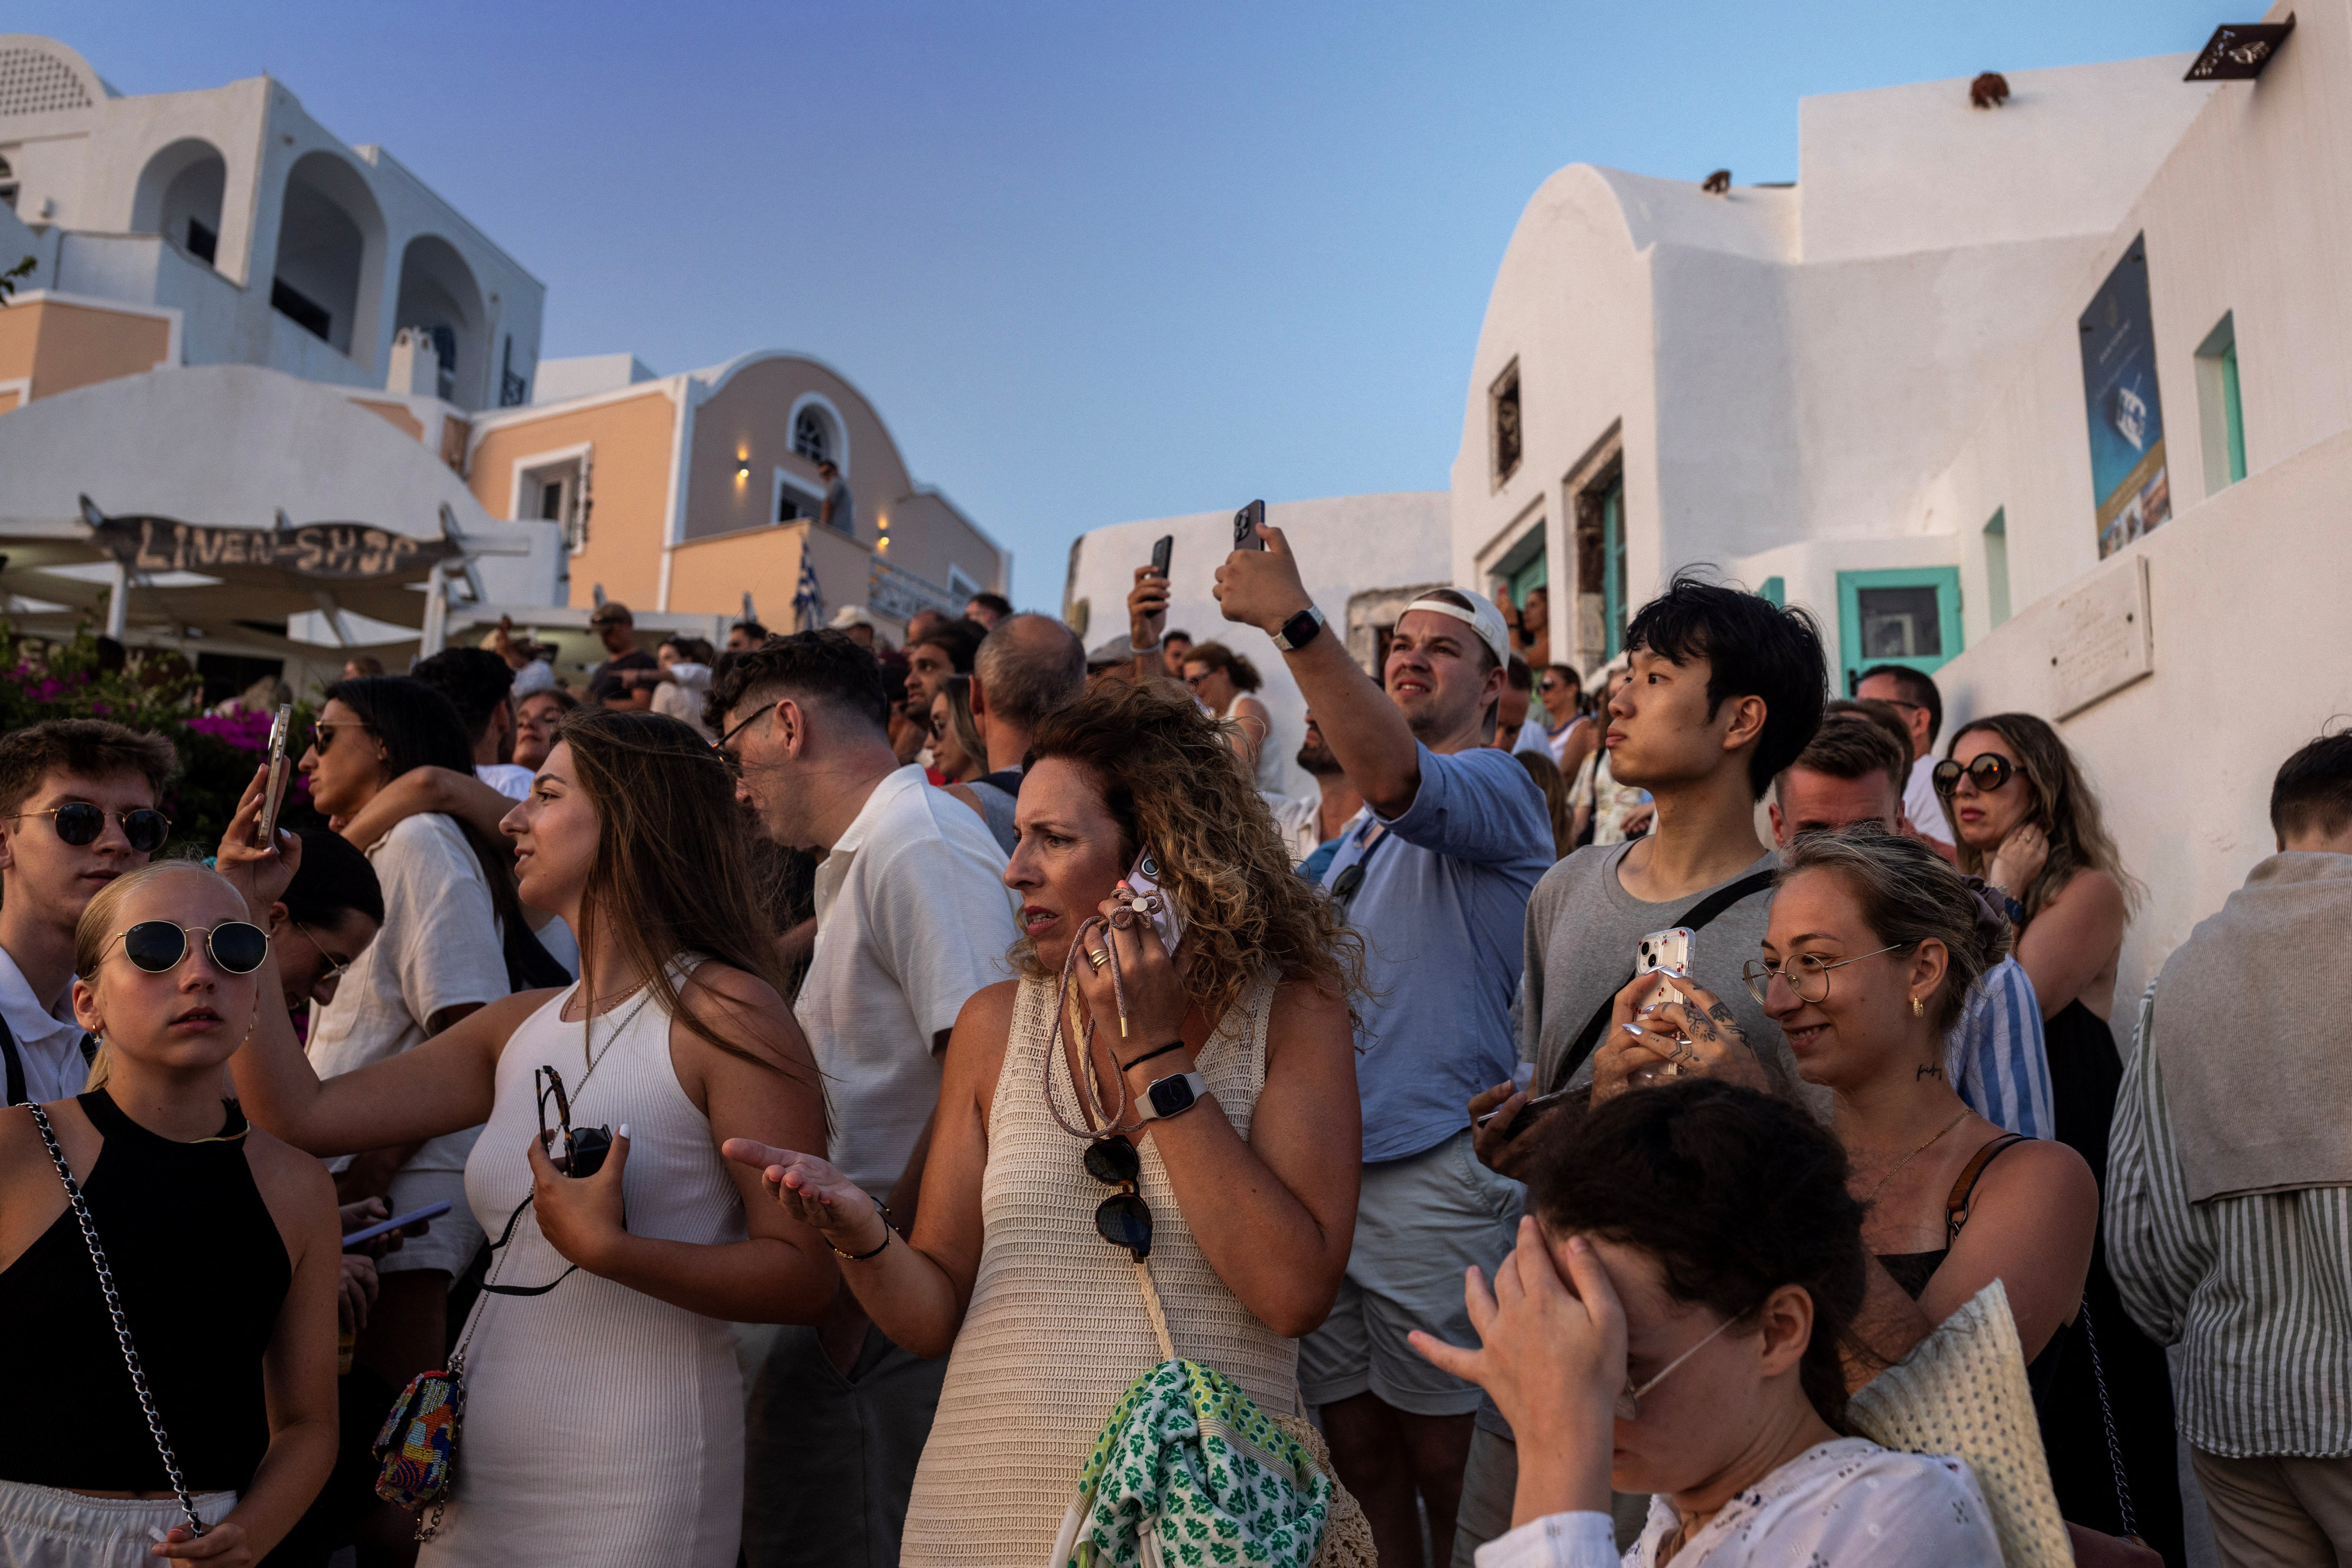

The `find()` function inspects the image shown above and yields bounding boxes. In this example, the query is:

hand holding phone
[342,1199,451,1251]
[1121,847,1186,957]
[252,704,294,848]
[1627,928,1694,1087]
[1232,499,1267,552]
[1149,534,1173,578]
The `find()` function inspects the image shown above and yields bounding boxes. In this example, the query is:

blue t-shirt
[1300,836,1343,885]
[1318,742,1555,1162]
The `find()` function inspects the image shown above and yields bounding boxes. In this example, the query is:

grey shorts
[0,1480,235,1566]
[1298,1128,1523,1417]
[375,1168,487,1277]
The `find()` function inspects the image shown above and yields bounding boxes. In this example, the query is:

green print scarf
[1051,1357,1334,1568]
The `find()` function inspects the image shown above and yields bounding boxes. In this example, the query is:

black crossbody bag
[1541,869,1776,1094]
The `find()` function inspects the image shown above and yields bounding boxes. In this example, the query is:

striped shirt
[1944,956,2053,1140]
[2106,981,2352,1458]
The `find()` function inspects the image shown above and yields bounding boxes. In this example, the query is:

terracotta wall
[683,358,914,549]
[468,389,677,610]
[0,299,173,407]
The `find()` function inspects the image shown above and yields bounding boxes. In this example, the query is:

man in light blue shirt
[1218,531,1552,1568]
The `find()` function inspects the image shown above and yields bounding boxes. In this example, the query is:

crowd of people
[0,524,2346,1568]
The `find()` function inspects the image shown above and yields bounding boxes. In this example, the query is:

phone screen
[1232,499,1266,551]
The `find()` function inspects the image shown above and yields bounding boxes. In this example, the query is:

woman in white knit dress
[219,709,836,1567]
[727,679,1366,1567]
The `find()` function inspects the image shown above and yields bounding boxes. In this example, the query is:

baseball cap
[588,601,633,626]
[1400,588,1512,668]
[828,604,877,630]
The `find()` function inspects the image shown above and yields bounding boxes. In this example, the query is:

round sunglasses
[1932,754,2028,796]
[1084,1135,1153,1260]
[10,803,172,854]
[100,920,271,976]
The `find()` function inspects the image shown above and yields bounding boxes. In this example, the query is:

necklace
[1861,1107,1969,1206]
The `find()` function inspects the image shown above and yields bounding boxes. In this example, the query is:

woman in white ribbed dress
[725,679,1367,1567]
[218,709,836,1568]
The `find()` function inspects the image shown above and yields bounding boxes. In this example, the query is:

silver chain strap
[26,1103,208,1538]
[2080,1301,2142,1542]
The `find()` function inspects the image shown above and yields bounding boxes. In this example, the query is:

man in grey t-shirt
[1453,574,1829,1563]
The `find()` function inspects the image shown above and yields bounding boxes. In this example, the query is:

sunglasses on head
[1084,1136,1153,1260]
[102,920,271,976]
[1932,755,2026,796]
[10,803,172,854]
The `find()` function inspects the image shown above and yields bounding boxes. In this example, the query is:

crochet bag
[1049,1256,1375,1568]
[373,1360,465,1523]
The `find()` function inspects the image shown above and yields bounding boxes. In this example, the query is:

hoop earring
[1912,996,1925,1018]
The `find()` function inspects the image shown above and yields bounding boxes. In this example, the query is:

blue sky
[27,1,2224,606]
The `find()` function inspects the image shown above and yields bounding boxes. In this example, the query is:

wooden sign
[81,497,457,582]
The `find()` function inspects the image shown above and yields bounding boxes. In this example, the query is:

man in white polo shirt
[713,629,1018,1568]
[0,721,177,1105]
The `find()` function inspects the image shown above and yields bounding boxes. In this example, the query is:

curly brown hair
[1016,679,1364,1027]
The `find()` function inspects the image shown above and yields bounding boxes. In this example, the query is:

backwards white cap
[1400,589,1514,669]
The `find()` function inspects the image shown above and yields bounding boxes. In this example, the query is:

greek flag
[792,555,824,631]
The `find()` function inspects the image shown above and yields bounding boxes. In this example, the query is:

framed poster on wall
[2079,235,2171,559]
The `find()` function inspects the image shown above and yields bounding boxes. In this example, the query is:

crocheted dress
[901,973,1298,1567]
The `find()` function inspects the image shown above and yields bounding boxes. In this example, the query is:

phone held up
[1232,498,1267,552]
[1627,926,1694,1087]
[1477,1084,1575,1144]
[253,703,294,847]
[1121,846,1186,958]
[1149,534,1174,578]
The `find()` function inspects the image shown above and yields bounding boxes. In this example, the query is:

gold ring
[1087,947,1111,970]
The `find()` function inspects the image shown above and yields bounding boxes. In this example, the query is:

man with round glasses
[0,719,176,1105]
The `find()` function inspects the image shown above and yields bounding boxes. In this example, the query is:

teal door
[1602,477,1627,659]
[1836,566,1961,693]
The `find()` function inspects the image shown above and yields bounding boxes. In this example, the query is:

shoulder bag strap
[1942,1132,2028,1243]
[24,1103,208,1538]
[1547,870,1778,1092]
[2,1013,25,1108]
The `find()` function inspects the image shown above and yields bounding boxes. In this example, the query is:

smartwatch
[1135,1070,1209,1123]
[1272,604,1326,653]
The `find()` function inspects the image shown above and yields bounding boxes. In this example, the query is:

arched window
[792,407,830,465]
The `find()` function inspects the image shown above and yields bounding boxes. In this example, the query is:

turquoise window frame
[1836,566,1961,693]
[1757,576,1784,607]
[1602,477,1627,659]
[2222,341,2247,483]
[1982,511,2012,629]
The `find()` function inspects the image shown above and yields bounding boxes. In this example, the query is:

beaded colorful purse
[373,1358,466,1535]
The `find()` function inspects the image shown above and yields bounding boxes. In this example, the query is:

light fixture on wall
[735,456,751,481]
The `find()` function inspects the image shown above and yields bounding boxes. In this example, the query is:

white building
[1454,1,2350,1004]
[1063,492,1453,799]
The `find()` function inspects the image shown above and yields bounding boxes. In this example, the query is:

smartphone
[1122,846,1186,957]
[253,704,294,847]
[1629,927,1694,1085]
[1477,1085,1576,1142]
[341,1199,451,1250]
[1232,499,1266,551]
[1148,534,1174,578]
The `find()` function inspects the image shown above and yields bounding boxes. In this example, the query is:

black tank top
[0,1091,292,1492]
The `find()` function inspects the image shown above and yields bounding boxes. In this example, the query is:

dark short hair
[1544,662,1582,691]
[911,618,987,674]
[1786,711,1908,802]
[2271,728,2352,842]
[974,613,1086,731]
[705,629,890,735]
[659,635,717,665]
[1506,655,1532,693]
[1855,664,1943,747]
[1162,630,1193,647]
[1625,572,1828,799]
[1527,1079,1867,1433]
[732,620,769,641]
[0,719,177,819]
[284,827,385,929]
[967,591,1014,619]
[413,646,517,743]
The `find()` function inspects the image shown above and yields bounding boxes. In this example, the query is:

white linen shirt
[1903,754,1949,843]
[476,763,537,800]
[1475,1439,1999,1568]
[307,812,509,1174]
[797,766,1018,1197]
[0,943,90,1104]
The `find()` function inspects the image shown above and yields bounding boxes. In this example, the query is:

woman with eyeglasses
[222,708,836,1568]
[722,678,1365,1568]
[1179,640,1278,786]
[928,675,987,785]
[1937,716,2182,1558]
[1592,832,2105,1529]
[1411,1078,2000,1568]
[0,859,339,1564]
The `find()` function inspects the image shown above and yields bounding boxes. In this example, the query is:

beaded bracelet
[832,1194,894,1261]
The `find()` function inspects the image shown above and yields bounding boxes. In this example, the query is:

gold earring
[1912,996,1924,1017]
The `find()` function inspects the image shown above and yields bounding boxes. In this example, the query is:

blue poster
[2078,235,2170,558]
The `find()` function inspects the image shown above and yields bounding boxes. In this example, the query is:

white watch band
[1135,1070,1209,1122]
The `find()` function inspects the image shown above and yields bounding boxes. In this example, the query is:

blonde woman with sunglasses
[0,859,340,1565]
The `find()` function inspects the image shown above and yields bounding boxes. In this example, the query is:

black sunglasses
[309,719,376,755]
[103,920,271,975]
[1933,755,2027,796]
[1084,1136,1153,1260]
[11,803,172,854]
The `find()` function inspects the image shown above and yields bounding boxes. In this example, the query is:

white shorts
[376,1168,487,1278]
[0,1480,236,1566]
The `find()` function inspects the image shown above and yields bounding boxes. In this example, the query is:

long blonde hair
[1943,713,2143,922]
[73,858,246,1090]
[1015,679,1364,1027]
